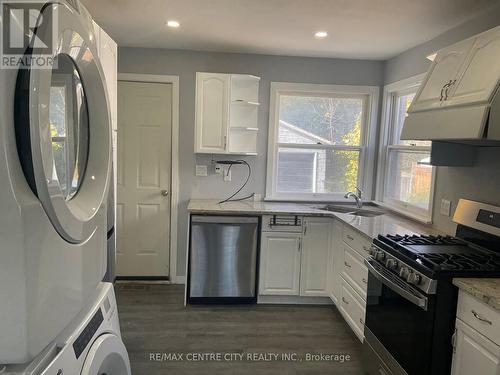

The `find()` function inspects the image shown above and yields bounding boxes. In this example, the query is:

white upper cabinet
[300,218,331,297]
[410,25,500,114]
[410,38,474,113]
[448,26,500,107]
[195,72,260,154]
[195,72,230,154]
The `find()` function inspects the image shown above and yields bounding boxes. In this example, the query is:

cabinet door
[328,221,343,304]
[195,73,229,153]
[448,26,500,107]
[451,319,500,375]
[300,218,331,297]
[410,38,474,113]
[259,232,301,296]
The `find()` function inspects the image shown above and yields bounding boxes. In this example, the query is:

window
[377,75,435,222]
[266,82,378,201]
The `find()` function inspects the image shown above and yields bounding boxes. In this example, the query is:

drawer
[342,244,368,299]
[342,225,371,257]
[457,290,500,345]
[339,277,366,342]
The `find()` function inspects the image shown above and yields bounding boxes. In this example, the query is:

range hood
[401,25,500,148]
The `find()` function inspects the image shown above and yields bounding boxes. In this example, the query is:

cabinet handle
[342,297,349,305]
[363,246,369,253]
[344,261,352,268]
[346,235,354,241]
[362,278,367,284]
[304,222,308,236]
[360,318,364,325]
[444,79,456,101]
[471,310,492,325]
[223,135,227,149]
[298,240,302,253]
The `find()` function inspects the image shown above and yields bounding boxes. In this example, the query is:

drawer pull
[346,235,354,241]
[344,261,352,268]
[342,297,349,305]
[471,310,492,325]
[360,318,364,325]
[362,278,367,284]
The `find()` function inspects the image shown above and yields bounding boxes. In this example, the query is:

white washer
[3,283,131,375]
[0,0,114,365]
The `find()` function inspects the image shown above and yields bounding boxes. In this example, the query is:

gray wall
[118,48,384,277]
[384,3,500,234]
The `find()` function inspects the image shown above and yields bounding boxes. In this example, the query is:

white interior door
[117,81,172,277]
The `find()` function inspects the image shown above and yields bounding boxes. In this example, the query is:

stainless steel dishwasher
[188,215,259,304]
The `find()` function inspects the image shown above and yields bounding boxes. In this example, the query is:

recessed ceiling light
[314,31,328,39]
[167,20,180,28]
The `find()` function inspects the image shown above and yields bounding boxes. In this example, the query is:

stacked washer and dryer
[0,0,130,374]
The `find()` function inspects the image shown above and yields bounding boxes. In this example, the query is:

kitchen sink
[315,203,387,217]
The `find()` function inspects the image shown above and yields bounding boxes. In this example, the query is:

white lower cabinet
[336,223,371,342]
[451,291,500,375]
[327,221,343,305]
[300,218,332,297]
[259,217,331,298]
[259,232,302,296]
[451,318,500,375]
[339,279,366,342]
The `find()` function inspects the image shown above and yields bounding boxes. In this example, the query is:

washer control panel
[73,308,103,359]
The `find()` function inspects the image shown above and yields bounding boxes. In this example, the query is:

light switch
[440,199,451,216]
[195,165,208,177]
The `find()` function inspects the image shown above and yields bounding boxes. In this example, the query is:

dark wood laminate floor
[116,284,366,375]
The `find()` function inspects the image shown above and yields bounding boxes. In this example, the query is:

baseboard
[257,295,334,305]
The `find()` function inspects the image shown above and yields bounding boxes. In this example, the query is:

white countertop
[187,199,440,240]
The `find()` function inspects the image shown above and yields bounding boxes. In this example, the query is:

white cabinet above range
[195,72,260,155]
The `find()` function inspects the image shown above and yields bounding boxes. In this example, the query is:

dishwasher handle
[192,215,259,224]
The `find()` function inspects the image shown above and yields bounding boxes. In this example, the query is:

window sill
[374,201,432,224]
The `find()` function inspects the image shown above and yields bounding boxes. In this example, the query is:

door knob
[161,190,169,197]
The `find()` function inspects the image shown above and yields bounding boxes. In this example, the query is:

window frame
[375,74,436,223]
[265,82,379,201]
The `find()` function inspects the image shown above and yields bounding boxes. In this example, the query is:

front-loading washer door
[81,334,131,375]
[15,1,111,243]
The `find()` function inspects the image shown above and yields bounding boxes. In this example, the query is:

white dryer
[0,0,113,365]
[3,282,131,375]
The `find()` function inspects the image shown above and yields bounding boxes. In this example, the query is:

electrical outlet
[223,168,231,182]
[195,165,208,177]
[440,199,451,216]
[214,164,223,175]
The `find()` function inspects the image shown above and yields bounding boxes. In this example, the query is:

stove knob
[407,272,422,286]
[385,258,398,270]
[375,251,386,262]
[399,267,410,279]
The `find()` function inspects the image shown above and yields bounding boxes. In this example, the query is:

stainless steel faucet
[344,187,363,209]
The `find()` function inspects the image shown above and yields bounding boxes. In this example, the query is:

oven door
[364,258,436,375]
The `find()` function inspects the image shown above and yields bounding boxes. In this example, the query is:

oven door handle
[365,258,428,311]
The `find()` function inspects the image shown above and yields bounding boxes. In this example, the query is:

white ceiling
[81,0,498,60]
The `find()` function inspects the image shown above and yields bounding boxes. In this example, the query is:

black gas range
[362,199,500,375]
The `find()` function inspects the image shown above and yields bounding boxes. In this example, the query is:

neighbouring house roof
[278,120,333,145]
